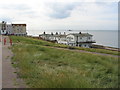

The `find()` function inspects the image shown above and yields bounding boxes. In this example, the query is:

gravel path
[2,36,26,88]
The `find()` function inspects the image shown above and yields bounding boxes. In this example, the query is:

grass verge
[10,36,119,88]
[10,36,119,55]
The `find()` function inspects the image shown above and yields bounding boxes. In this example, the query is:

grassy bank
[10,36,119,88]
[10,36,118,55]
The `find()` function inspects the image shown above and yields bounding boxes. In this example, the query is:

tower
[1,21,7,35]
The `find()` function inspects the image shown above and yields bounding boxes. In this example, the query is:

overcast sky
[0,0,118,33]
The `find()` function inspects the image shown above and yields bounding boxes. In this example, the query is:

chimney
[79,32,81,34]
[51,32,53,35]
[56,32,58,35]
[43,31,45,34]
[2,21,6,23]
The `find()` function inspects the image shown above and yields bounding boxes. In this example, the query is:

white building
[6,24,13,35]
[40,32,60,42]
[12,24,27,36]
[57,35,67,44]
[40,34,52,40]
[39,32,95,48]
[0,21,7,35]
[66,32,95,48]
[0,21,27,36]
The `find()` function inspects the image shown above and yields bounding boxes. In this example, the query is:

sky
[0,0,119,34]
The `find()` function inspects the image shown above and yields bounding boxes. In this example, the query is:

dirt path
[47,46,119,58]
[2,36,26,88]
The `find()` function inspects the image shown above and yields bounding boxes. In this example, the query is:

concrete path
[2,36,26,88]
[0,35,2,89]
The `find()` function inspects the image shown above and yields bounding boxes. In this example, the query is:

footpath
[2,36,26,88]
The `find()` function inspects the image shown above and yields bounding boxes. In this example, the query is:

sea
[28,30,119,48]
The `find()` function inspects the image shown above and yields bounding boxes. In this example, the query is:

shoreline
[92,44,119,52]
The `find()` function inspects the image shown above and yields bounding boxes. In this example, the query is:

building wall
[66,35,76,44]
[0,22,7,35]
[0,21,27,36]
[66,34,93,48]
[40,33,94,48]
[0,23,2,35]
[12,24,26,36]
[49,35,56,41]
[67,34,93,42]
[78,36,92,42]
[6,24,13,34]
[0,23,2,30]
[57,37,67,44]
[41,35,50,40]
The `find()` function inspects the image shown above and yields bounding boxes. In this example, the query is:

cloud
[0,0,118,33]
[0,17,13,22]
[46,2,80,19]
[0,4,31,11]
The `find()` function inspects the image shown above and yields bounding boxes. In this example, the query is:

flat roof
[68,33,93,36]
[12,24,26,26]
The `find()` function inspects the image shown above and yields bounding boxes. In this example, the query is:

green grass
[10,36,119,88]
[10,36,118,55]
[75,47,119,55]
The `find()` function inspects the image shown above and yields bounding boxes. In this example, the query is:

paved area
[2,36,26,88]
[0,35,2,89]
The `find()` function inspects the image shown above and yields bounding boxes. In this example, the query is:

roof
[40,34,66,37]
[54,34,66,37]
[40,34,51,36]
[12,24,26,26]
[68,33,93,37]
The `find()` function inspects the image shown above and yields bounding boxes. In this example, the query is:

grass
[75,47,119,55]
[10,36,119,88]
[10,36,119,55]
